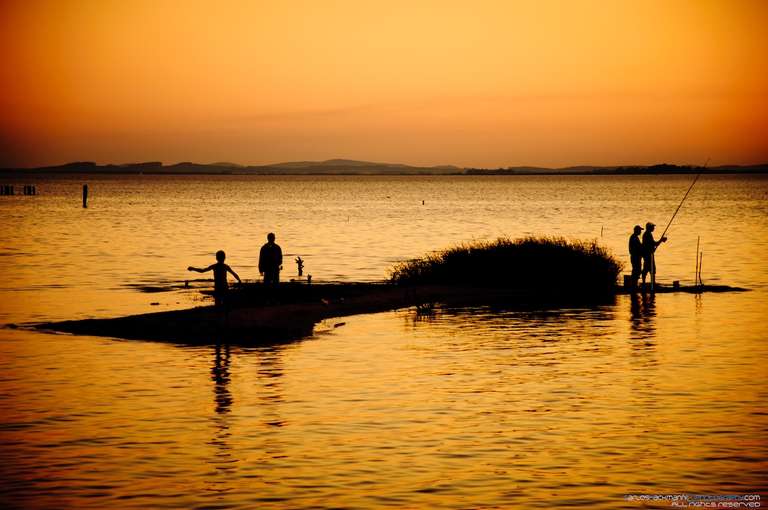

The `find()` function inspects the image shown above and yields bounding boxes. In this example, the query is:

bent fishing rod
[659,158,709,241]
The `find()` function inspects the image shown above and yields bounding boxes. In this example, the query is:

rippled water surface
[1,175,767,508]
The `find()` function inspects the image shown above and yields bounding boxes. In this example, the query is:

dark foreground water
[1,175,766,508]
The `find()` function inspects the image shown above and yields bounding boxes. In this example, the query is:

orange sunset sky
[1,0,767,168]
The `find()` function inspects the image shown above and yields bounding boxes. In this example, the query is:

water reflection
[208,342,237,493]
[629,292,657,342]
[212,342,232,415]
[204,342,292,497]
[403,302,619,345]
[253,347,286,429]
[624,294,660,457]
[412,301,438,324]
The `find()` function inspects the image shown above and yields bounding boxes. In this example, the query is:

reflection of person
[188,250,241,307]
[628,225,643,290]
[212,343,232,414]
[259,233,283,286]
[641,222,667,286]
[629,292,657,342]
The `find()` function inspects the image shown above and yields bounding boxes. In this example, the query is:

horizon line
[4,159,768,171]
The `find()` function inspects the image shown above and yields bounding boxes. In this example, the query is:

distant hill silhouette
[464,163,768,175]
[269,158,404,168]
[2,160,765,175]
[3,159,462,175]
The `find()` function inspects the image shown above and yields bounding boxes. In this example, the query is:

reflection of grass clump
[390,236,622,294]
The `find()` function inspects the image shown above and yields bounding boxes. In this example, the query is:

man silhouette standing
[628,225,643,290]
[641,222,667,288]
[259,232,283,287]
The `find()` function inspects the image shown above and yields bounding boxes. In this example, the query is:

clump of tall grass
[390,236,622,294]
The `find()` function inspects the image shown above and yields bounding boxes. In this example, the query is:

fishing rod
[648,159,708,293]
[659,158,709,240]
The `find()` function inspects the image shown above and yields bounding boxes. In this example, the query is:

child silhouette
[188,250,241,308]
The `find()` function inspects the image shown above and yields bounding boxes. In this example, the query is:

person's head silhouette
[216,250,226,262]
[267,233,276,243]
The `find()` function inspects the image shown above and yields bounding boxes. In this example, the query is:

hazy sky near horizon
[1,0,767,168]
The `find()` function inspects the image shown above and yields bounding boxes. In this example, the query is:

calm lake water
[1,174,767,508]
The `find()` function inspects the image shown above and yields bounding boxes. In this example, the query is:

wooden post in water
[695,236,700,286]
[698,251,703,287]
[82,184,88,208]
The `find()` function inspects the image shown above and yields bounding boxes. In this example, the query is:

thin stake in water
[695,236,700,286]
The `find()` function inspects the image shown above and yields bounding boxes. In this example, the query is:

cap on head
[216,250,226,262]
[646,222,655,229]
[267,232,275,242]
[634,225,643,233]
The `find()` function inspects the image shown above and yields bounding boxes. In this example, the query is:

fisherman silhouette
[259,233,283,287]
[628,225,644,290]
[188,250,241,308]
[641,222,667,287]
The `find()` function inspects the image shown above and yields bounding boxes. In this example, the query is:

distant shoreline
[1,159,766,176]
